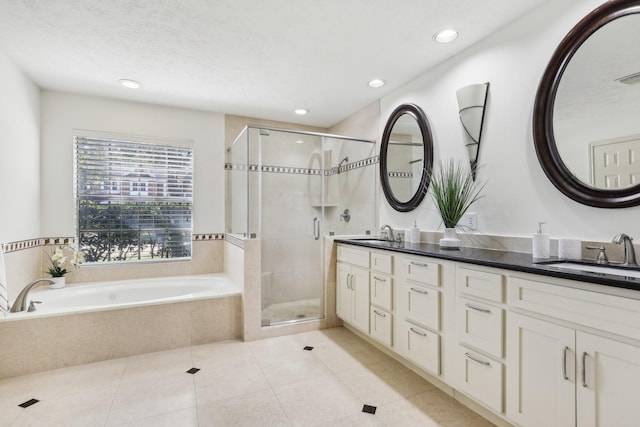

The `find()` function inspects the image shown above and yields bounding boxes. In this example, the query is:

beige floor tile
[314,411,384,427]
[259,355,333,388]
[376,388,495,427]
[106,373,196,426]
[0,370,55,407]
[41,357,127,398]
[273,374,363,426]
[248,334,315,361]
[11,385,116,427]
[110,407,199,427]
[0,402,23,426]
[190,339,255,369]
[198,389,292,427]
[194,358,271,405]
[119,347,193,384]
[336,358,435,405]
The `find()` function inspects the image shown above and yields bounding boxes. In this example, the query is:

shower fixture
[336,156,349,174]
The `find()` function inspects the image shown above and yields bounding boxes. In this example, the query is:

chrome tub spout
[9,279,54,313]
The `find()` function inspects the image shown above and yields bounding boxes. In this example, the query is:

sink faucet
[380,224,395,242]
[612,233,638,267]
[9,279,54,313]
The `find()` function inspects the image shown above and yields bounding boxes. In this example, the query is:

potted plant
[429,159,485,249]
[46,245,84,288]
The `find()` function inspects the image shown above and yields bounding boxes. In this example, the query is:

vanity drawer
[457,266,504,302]
[370,306,393,347]
[337,245,370,268]
[398,257,440,287]
[397,281,440,331]
[371,273,393,311]
[397,320,440,375]
[457,297,504,358]
[371,251,393,274]
[456,345,503,414]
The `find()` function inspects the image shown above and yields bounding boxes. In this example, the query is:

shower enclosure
[227,126,376,326]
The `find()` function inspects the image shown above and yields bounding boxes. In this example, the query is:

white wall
[0,49,41,242]
[40,91,226,236]
[379,0,638,242]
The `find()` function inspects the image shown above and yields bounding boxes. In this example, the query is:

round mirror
[534,0,640,207]
[380,103,434,212]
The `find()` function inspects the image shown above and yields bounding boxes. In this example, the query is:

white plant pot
[49,277,66,289]
[439,227,461,250]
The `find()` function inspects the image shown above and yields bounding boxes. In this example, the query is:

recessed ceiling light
[294,108,309,115]
[295,140,305,144]
[433,28,459,44]
[368,79,385,88]
[119,79,142,89]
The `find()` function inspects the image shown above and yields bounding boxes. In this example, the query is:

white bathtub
[5,273,241,319]
[0,273,243,379]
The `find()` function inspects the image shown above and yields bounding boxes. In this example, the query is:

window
[74,135,193,263]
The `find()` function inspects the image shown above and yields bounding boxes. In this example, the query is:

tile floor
[262,298,322,325]
[0,327,494,426]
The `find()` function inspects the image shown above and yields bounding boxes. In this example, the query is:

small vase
[49,277,66,289]
[439,227,461,250]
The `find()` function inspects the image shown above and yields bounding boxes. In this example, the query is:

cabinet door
[577,332,640,427]
[397,281,440,331]
[351,266,370,333]
[397,320,440,375]
[336,262,352,322]
[506,312,575,427]
[371,273,393,311]
[457,297,503,358]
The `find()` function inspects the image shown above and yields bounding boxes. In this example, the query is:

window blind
[74,136,193,263]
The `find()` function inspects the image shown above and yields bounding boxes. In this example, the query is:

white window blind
[74,136,193,263]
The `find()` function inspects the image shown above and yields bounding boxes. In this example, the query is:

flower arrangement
[46,245,84,277]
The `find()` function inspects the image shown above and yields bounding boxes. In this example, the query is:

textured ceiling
[0,0,549,127]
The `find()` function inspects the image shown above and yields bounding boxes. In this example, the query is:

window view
[75,135,193,263]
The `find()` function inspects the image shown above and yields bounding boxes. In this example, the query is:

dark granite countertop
[335,238,640,293]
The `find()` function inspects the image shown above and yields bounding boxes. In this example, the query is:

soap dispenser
[532,222,550,258]
[408,221,420,243]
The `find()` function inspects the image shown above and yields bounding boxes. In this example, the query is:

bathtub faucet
[9,279,54,313]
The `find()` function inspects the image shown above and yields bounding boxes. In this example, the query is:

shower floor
[261,298,322,326]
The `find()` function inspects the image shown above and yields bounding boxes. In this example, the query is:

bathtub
[0,273,243,379]
[13,273,241,318]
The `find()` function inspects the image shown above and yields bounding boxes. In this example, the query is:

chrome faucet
[9,279,54,313]
[612,233,638,267]
[380,224,395,242]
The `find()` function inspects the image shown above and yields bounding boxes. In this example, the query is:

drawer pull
[410,327,427,337]
[581,352,588,388]
[373,309,387,318]
[373,276,387,282]
[465,352,491,366]
[410,261,429,267]
[562,346,569,381]
[464,303,491,314]
[410,287,429,295]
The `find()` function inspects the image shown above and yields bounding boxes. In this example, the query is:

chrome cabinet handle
[410,287,429,295]
[562,346,569,380]
[373,276,387,282]
[464,303,491,314]
[346,273,352,290]
[410,327,427,337]
[465,352,491,366]
[581,352,588,388]
[410,261,429,267]
[373,309,386,318]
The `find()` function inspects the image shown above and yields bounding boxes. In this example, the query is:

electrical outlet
[463,213,477,230]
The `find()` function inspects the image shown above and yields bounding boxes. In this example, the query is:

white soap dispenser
[532,222,550,258]
[408,221,420,243]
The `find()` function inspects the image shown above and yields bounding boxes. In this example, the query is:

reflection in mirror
[533,0,640,207]
[380,103,434,212]
[387,114,424,203]
[456,82,490,180]
[554,14,640,190]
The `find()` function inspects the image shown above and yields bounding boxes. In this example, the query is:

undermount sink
[352,238,394,245]
[539,261,640,279]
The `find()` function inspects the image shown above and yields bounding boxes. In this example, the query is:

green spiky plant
[430,160,485,229]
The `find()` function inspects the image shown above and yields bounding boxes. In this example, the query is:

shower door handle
[313,217,320,240]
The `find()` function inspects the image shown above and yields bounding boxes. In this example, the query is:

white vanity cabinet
[369,251,394,346]
[395,256,443,375]
[506,274,640,427]
[336,246,370,333]
[455,266,506,414]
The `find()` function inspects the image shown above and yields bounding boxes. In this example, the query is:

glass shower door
[258,129,325,325]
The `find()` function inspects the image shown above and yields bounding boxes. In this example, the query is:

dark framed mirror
[533,0,640,208]
[380,103,434,212]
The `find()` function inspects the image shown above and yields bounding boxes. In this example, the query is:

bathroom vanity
[335,238,640,427]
